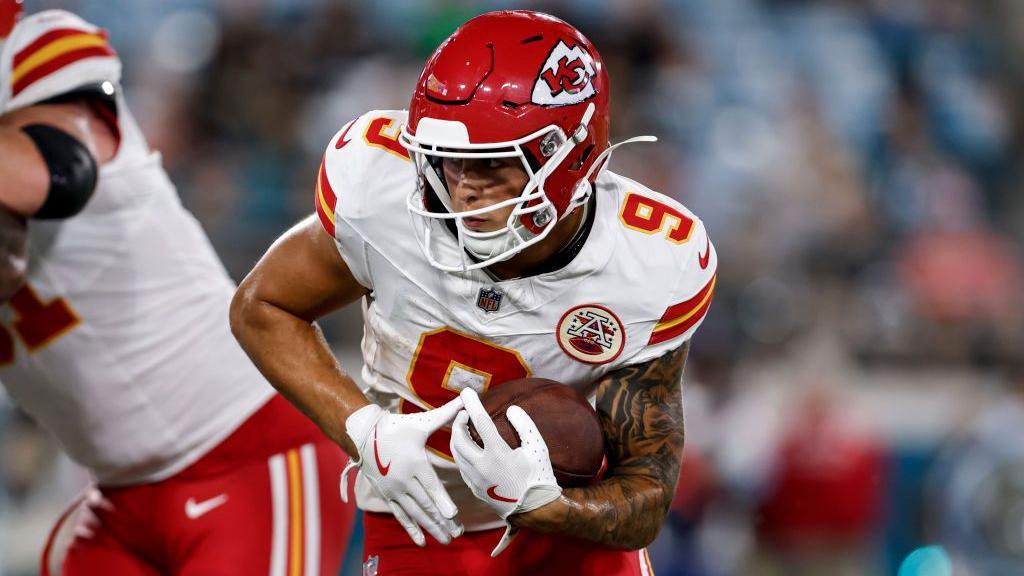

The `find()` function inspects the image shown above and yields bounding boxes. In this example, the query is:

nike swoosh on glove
[341,398,464,546]
[449,388,561,556]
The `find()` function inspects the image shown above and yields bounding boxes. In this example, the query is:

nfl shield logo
[477,287,503,313]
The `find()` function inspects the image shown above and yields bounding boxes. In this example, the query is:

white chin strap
[460,222,521,261]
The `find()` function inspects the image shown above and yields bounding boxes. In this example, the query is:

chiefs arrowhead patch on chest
[556,304,625,365]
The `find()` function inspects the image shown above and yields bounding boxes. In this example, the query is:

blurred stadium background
[3,0,1024,574]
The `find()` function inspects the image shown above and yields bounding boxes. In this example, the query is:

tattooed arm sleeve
[509,342,689,549]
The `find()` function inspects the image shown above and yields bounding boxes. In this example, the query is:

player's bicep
[0,125,52,215]
[235,215,369,324]
[592,342,689,486]
[0,103,106,218]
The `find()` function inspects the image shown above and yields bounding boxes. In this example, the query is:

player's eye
[442,158,463,174]
[443,158,505,173]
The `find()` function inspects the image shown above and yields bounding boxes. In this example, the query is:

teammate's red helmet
[0,0,22,39]
[401,10,613,271]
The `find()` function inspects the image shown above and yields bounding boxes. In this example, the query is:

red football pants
[362,511,656,575]
[49,394,354,576]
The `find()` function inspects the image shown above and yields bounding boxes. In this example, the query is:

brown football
[469,377,605,488]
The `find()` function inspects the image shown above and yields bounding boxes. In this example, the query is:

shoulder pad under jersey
[1,10,120,113]
[601,173,718,357]
[313,110,416,288]
[315,109,414,238]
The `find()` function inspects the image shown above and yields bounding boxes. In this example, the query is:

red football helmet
[0,0,22,39]
[401,10,641,272]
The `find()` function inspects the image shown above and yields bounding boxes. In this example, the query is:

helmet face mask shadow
[400,10,612,273]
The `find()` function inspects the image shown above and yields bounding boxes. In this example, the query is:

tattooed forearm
[511,342,689,549]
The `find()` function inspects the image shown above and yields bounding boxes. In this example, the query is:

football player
[0,4,352,574]
[232,10,716,575]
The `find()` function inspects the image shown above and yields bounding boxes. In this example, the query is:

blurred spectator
[751,389,885,576]
[927,368,1024,575]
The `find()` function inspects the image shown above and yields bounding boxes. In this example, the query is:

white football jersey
[0,11,274,486]
[318,110,718,530]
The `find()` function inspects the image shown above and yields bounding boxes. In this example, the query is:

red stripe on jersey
[648,290,714,345]
[315,201,334,237]
[659,272,716,324]
[649,273,716,345]
[13,28,106,67]
[12,45,117,97]
[318,159,337,207]
[315,160,337,236]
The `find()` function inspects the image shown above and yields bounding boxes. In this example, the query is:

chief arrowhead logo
[698,237,710,270]
[532,40,597,106]
[486,485,518,504]
[373,424,391,476]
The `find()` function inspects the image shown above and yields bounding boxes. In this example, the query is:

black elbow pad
[22,124,98,220]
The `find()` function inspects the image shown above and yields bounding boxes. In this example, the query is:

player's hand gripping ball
[450,380,606,556]
[467,377,605,487]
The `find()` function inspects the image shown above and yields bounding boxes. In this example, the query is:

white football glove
[340,398,464,546]
[449,388,562,556]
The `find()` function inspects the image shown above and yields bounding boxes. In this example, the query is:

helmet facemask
[402,103,596,273]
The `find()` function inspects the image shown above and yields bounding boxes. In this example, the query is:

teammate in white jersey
[0,4,352,574]
[232,10,716,576]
